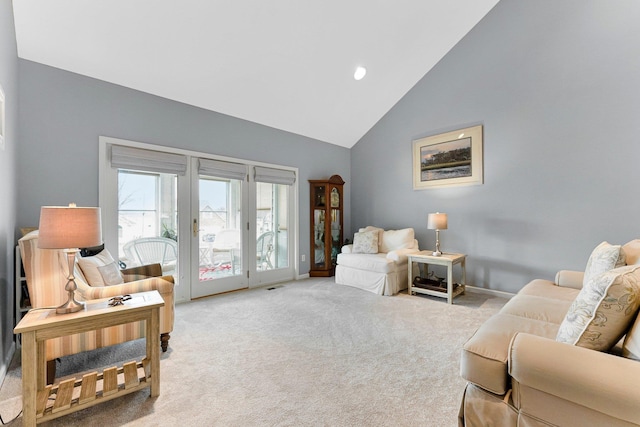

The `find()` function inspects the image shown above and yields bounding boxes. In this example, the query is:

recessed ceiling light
[354,66,367,81]
[458,133,465,139]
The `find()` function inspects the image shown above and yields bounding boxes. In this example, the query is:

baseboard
[0,341,16,387]
[465,285,514,299]
[297,273,310,280]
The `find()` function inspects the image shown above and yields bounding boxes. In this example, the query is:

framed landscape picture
[412,125,483,189]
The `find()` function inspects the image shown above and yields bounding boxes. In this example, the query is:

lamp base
[432,250,443,257]
[57,250,85,314]
[56,298,85,314]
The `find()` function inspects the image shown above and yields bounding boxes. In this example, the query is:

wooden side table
[408,252,466,304]
[14,290,164,426]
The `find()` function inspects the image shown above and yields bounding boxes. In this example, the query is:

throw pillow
[352,230,379,254]
[582,241,626,288]
[358,226,384,251]
[556,265,640,351]
[97,262,125,286]
[77,249,124,286]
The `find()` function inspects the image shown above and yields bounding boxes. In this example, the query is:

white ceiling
[12,0,499,148]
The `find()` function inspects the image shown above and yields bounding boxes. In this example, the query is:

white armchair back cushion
[357,226,415,253]
[379,228,415,253]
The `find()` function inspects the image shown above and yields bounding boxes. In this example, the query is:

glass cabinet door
[330,187,341,266]
[313,185,326,270]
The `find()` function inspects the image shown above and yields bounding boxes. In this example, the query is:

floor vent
[267,286,282,291]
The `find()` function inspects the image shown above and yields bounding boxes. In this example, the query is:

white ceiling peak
[12,0,499,148]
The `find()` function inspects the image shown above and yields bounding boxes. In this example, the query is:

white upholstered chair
[336,226,420,295]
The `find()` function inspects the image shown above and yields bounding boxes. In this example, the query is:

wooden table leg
[408,259,414,295]
[148,307,160,397]
[461,258,466,295]
[447,263,453,304]
[21,331,37,427]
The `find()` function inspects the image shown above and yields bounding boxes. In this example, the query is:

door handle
[193,219,198,237]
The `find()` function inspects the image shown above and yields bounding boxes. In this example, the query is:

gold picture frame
[412,125,483,189]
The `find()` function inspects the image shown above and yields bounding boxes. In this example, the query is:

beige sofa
[459,241,640,427]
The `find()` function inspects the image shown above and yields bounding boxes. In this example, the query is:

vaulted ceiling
[12,0,499,148]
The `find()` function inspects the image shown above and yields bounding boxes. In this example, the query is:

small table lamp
[38,204,103,314]
[427,212,448,256]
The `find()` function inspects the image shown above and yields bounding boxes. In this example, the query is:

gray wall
[17,60,350,276]
[0,0,18,377]
[351,0,640,293]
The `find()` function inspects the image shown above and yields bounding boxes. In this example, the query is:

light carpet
[0,278,507,426]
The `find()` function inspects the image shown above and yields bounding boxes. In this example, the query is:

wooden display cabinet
[309,175,344,277]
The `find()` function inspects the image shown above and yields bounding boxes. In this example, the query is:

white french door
[191,158,248,297]
[192,160,296,297]
[100,137,297,303]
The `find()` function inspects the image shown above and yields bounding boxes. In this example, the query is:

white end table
[408,251,466,304]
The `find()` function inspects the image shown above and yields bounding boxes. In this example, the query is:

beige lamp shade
[427,212,448,230]
[38,205,103,249]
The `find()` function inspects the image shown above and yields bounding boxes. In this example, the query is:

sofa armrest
[341,244,353,254]
[554,270,584,289]
[386,247,420,263]
[509,333,640,425]
[79,276,174,300]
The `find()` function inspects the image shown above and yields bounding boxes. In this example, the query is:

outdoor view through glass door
[117,170,179,282]
[192,158,248,297]
[196,176,245,291]
[255,182,289,274]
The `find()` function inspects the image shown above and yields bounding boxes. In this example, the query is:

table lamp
[427,212,448,256]
[38,204,102,314]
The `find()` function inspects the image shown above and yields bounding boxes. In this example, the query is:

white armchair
[335,226,419,295]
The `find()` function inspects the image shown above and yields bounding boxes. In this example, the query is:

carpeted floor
[0,278,507,426]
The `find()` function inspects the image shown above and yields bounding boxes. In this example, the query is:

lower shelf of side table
[410,283,466,299]
[36,358,152,422]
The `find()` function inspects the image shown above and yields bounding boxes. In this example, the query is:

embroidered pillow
[556,265,640,351]
[582,241,626,288]
[358,226,384,251]
[352,230,379,254]
[77,249,124,286]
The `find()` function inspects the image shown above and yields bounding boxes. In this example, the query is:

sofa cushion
[623,313,640,360]
[622,239,640,265]
[77,249,124,286]
[582,241,626,288]
[335,252,396,274]
[517,279,581,302]
[461,280,577,395]
[379,228,415,253]
[352,230,379,254]
[556,265,640,351]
